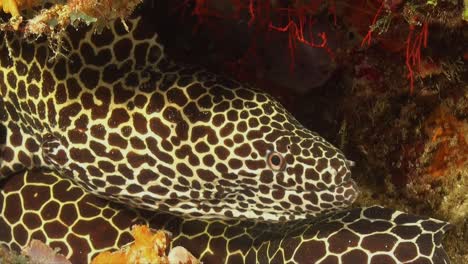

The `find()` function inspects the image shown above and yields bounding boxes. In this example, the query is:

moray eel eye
[267,151,285,171]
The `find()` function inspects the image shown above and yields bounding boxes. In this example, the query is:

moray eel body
[0,170,451,264]
[0,5,451,264]
[0,13,357,222]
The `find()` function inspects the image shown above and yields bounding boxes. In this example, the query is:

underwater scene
[0,0,466,263]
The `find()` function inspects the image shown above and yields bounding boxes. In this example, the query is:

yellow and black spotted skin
[0,170,451,264]
[0,11,357,222]
[0,3,451,264]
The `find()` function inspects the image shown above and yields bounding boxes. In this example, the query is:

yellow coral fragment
[0,0,20,17]
[128,225,169,264]
[0,0,38,16]
[91,225,170,264]
[91,251,127,264]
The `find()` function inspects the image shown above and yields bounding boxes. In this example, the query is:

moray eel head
[36,80,358,223]
[202,88,358,222]
[116,79,360,222]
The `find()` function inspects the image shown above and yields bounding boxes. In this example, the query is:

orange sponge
[91,225,170,264]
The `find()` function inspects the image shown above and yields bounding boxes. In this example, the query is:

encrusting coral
[23,240,71,264]
[0,0,142,33]
[91,225,199,264]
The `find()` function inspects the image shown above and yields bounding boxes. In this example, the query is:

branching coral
[185,0,333,72]
[182,0,465,94]
[358,0,465,93]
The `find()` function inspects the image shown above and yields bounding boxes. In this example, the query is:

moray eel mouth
[147,164,359,222]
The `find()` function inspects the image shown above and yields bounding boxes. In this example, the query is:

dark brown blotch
[361,233,398,253]
[234,143,252,157]
[108,108,130,128]
[184,102,210,123]
[176,163,193,177]
[109,133,128,149]
[328,229,360,254]
[113,38,132,61]
[130,137,146,149]
[137,169,159,185]
[90,124,106,139]
[132,112,148,134]
[394,242,417,262]
[79,67,100,90]
[197,169,217,181]
[127,152,155,168]
[167,87,188,107]
[68,129,87,144]
[146,137,173,164]
[214,146,230,160]
[149,117,170,139]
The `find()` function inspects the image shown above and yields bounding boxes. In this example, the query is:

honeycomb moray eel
[0,13,358,223]
[0,6,451,264]
[0,170,451,264]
